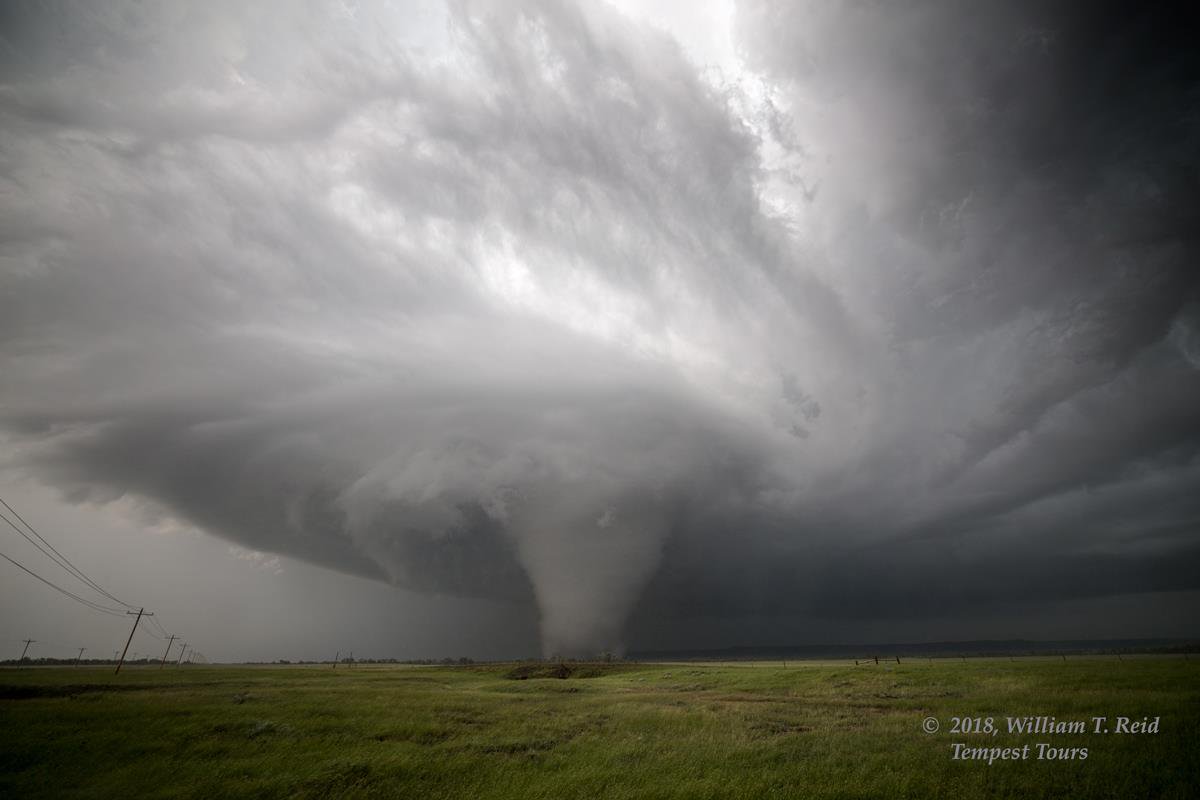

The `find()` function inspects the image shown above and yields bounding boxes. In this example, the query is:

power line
[149,616,177,642]
[0,550,128,617]
[0,495,133,609]
[0,496,194,664]
[146,608,186,653]
[0,508,99,594]
[149,615,170,638]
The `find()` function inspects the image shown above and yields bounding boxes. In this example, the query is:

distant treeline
[8,641,1194,667]
[0,658,186,666]
[263,658,481,665]
[252,655,619,665]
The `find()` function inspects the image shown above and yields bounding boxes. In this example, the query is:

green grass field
[1,658,1196,799]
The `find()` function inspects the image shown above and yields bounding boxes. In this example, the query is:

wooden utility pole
[333,650,339,669]
[176,642,187,666]
[160,635,178,668]
[115,608,153,675]
[74,647,86,667]
[19,639,35,662]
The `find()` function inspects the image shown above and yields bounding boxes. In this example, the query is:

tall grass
[1,657,1195,798]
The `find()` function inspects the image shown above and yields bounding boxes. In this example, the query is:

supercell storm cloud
[1,1,1197,655]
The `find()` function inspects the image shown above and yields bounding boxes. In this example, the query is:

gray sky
[1,0,1197,662]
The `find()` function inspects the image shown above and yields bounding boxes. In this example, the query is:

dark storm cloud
[630,0,1200,624]
[1,0,1197,654]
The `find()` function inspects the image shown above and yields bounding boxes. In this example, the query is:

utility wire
[0,550,128,617]
[0,497,191,655]
[0,496,134,609]
[149,615,170,638]
[148,614,180,644]
[0,496,133,608]
[139,621,164,640]
[0,508,84,585]
[145,609,180,643]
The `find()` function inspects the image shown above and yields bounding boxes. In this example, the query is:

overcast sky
[1,0,1198,662]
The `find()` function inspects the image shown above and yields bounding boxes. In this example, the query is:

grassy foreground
[0,658,1196,799]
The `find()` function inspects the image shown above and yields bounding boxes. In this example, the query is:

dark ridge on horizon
[630,638,1200,660]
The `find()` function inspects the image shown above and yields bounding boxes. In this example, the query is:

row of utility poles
[113,607,195,673]
[13,607,197,673]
